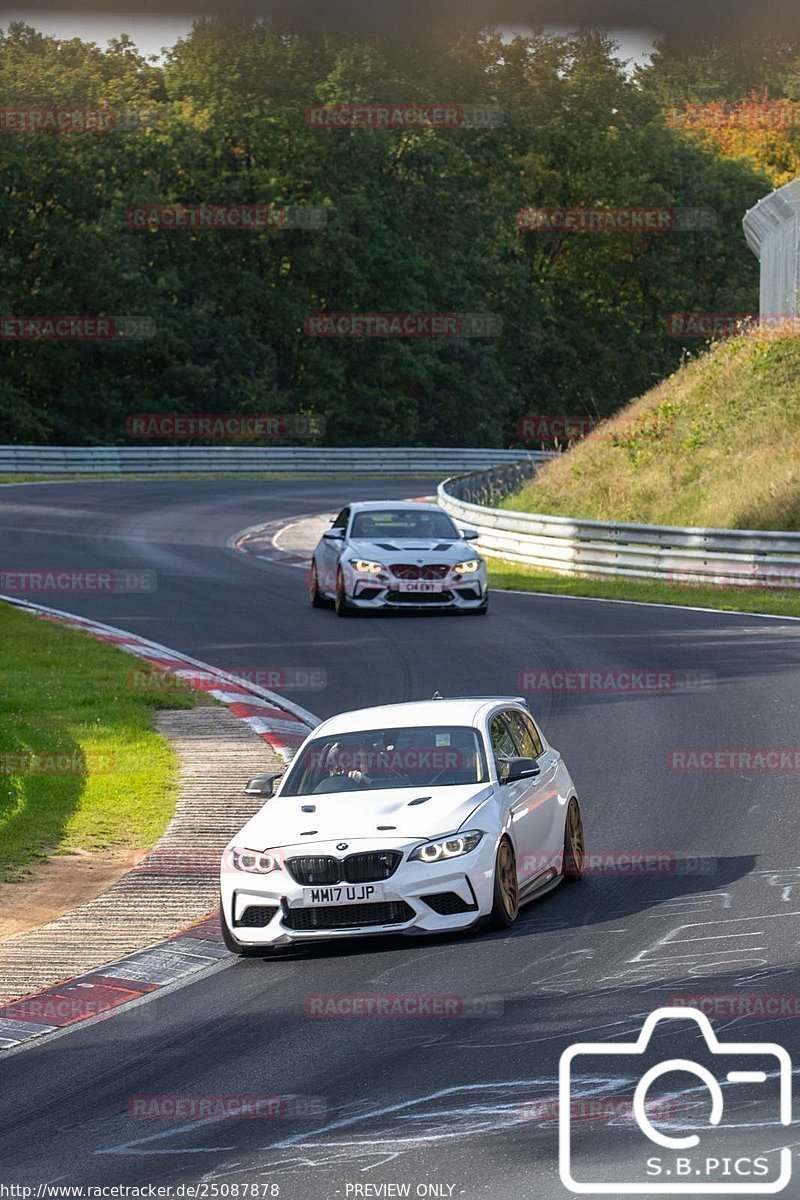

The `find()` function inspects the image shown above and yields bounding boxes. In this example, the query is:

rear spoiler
[432,693,530,710]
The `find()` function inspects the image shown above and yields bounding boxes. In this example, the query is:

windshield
[350,509,459,540]
[281,726,489,794]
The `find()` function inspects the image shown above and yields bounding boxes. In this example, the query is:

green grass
[506,332,800,531]
[488,560,800,618]
[0,604,201,880]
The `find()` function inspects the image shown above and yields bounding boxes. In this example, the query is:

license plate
[302,883,385,906]
[399,580,442,593]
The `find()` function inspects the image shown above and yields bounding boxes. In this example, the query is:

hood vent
[374,541,446,550]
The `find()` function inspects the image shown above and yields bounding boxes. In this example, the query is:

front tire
[334,567,355,618]
[563,798,585,881]
[489,837,519,928]
[309,561,326,608]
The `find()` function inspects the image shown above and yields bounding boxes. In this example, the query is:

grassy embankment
[0,603,202,879]
[490,333,800,618]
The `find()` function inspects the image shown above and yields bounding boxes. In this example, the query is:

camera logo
[559,1007,792,1194]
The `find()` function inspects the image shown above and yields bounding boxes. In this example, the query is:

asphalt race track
[1,478,799,1198]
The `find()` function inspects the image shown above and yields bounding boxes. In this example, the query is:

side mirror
[461,528,480,541]
[323,528,345,541]
[244,772,284,800]
[499,757,541,785]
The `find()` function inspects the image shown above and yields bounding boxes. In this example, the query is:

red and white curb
[0,595,318,762]
[231,497,436,570]
[0,912,229,1050]
[231,510,326,570]
[0,594,320,1052]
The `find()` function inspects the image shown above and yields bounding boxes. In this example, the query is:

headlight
[453,559,480,574]
[349,559,385,574]
[231,847,280,874]
[409,831,484,863]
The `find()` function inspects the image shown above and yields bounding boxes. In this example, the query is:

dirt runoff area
[0,849,136,941]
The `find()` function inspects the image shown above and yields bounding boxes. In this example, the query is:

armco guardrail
[743,177,800,319]
[0,446,554,476]
[439,463,800,589]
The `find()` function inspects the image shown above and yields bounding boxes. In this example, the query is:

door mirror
[323,528,345,541]
[461,528,480,541]
[499,757,541,784]
[244,772,284,799]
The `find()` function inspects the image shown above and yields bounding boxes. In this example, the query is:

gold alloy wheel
[335,567,352,617]
[497,839,519,920]
[565,799,585,878]
[309,561,326,608]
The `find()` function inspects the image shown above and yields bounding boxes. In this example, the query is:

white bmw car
[220,696,584,955]
[308,500,489,615]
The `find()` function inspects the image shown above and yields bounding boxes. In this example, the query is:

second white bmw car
[308,500,489,615]
[220,696,584,955]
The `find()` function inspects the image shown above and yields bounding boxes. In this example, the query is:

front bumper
[347,567,488,610]
[221,837,496,946]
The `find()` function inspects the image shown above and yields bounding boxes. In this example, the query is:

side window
[490,713,518,777]
[506,710,544,759]
[523,714,545,758]
[504,710,535,758]
[331,507,350,531]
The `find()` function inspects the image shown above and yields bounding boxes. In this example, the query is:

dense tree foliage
[0,20,775,446]
[638,35,800,185]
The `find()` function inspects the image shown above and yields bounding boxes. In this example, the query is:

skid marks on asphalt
[192,1078,593,1176]
[608,917,794,988]
[606,872,800,989]
[185,1068,793,1178]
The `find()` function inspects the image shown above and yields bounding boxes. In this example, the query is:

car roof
[313,697,528,736]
